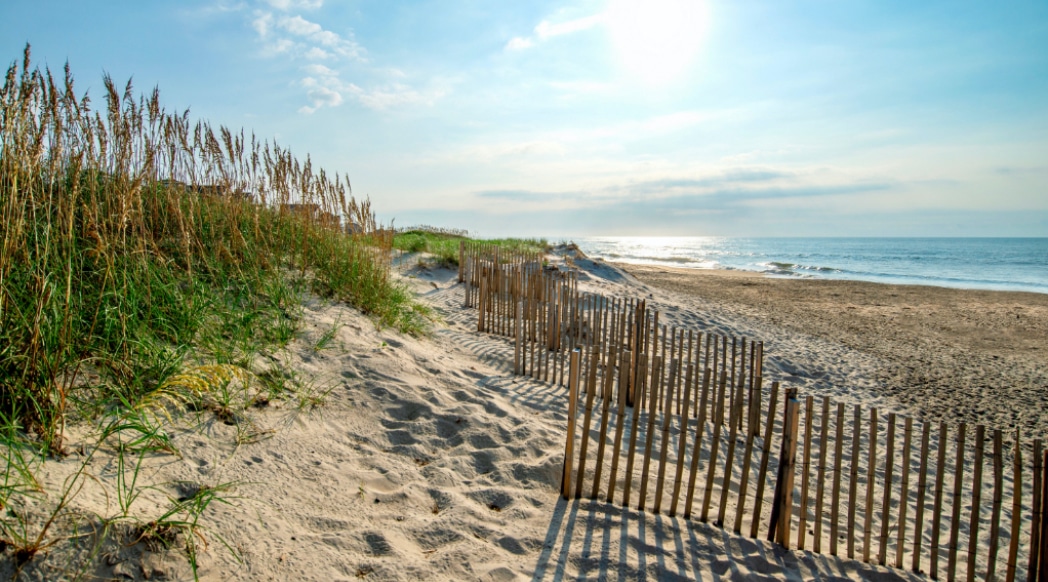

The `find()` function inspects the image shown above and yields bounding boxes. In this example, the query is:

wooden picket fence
[460,244,764,406]
[458,244,1048,581]
[557,347,1048,581]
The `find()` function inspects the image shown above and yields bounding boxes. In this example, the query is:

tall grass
[0,46,421,451]
[394,229,548,267]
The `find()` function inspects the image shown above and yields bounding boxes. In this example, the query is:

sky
[2,0,1047,237]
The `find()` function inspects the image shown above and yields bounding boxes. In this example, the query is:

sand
[6,252,1044,581]
[614,263,1048,438]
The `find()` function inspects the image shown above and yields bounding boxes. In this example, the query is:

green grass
[0,46,425,449]
[0,44,436,577]
[393,229,549,267]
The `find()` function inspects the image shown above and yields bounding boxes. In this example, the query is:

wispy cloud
[472,169,892,214]
[505,37,534,51]
[245,1,444,113]
[263,0,322,10]
[278,15,363,59]
[477,189,583,202]
[505,13,603,51]
[297,63,446,113]
[253,11,365,62]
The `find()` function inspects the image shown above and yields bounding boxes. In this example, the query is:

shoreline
[609,260,1048,438]
[596,258,1048,296]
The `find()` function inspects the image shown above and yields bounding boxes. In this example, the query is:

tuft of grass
[312,318,343,353]
[126,480,242,581]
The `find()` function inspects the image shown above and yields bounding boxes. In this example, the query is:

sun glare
[605,0,709,86]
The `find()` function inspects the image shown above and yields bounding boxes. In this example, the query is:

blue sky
[3,0,1046,237]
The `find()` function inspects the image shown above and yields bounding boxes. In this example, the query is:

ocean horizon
[557,236,1048,294]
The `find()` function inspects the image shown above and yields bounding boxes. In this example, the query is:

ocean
[569,237,1048,294]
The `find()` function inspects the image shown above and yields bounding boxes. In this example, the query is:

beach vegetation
[393,228,549,267]
[0,45,423,575]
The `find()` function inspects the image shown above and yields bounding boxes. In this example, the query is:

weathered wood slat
[621,353,648,509]
[1006,431,1022,582]
[896,416,913,569]
[1029,440,1043,582]
[863,408,878,563]
[947,423,967,581]
[574,348,601,500]
[830,401,845,557]
[669,363,696,517]
[717,378,745,526]
[701,371,728,523]
[606,350,632,503]
[931,422,949,580]
[653,359,680,514]
[588,346,617,499]
[683,368,713,520]
[734,376,763,535]
[848,404,862,560]
[750,382,780,539]
[561,349,580,499]
[878,413,896,565]
[768,388,800,548]
[966,425,985,582]
[814,396,830,555]
[798,395,814,550]
[987,429,1003,582]
[637,356,664,511]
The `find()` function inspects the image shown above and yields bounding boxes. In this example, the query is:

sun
[604,0,710,86]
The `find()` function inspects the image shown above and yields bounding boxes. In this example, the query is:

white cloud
[299,85,343,114]
[344,83,447,110]
[505,37,534,51]
[304,47,331,59]
[247,3,444,114]
[259,38,294,56]
[280,14,321,35]
[535,15,603,39]
[252,12,272,37]
[303,63,337,76]
[294,63,445,113]
[505,13,603,51]
[264,0,323,10]
[194,0,248,16]
[459,140,569,162]
[276,15,365,60]
[297,64,343,114]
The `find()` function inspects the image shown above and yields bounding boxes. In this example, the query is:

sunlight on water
[571,237,1048,294]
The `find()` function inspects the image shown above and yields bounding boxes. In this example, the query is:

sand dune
[11,251,1044,580]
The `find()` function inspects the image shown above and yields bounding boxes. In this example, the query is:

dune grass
[0,44,425,450]
[394,228,549,267]
[0,43,434,576]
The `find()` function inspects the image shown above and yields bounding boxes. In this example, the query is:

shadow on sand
[529,497,923,581]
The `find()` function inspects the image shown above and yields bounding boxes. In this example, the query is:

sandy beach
[9,252,1046,581]
[614,263,1048,438]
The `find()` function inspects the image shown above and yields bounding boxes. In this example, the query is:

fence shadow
[530,497,925,581]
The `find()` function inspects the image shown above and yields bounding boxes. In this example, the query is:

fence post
[1030,440,1043,582]
[768,386,800,547]
[463,254,471,308]
[458,240,464,282]
[477,275,487,332]
[1040,450,1048,582]
[562,349,581,499]
[750,342,764,436]
[514,301,523,375]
